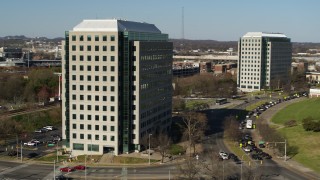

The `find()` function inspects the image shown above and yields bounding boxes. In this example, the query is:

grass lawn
[272,98,320,124]
[113,156,159,164]
[271,98,320,172]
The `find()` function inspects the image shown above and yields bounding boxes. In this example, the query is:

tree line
[0,68,59,105]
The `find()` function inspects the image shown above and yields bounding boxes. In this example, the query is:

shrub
[169,144,185,155]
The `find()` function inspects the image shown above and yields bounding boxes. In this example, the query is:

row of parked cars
[240,134,272,160]
[218,151,241,164]
[34,126,57,133]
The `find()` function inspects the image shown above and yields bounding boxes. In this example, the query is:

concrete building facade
[237,32,292,92]
[61,19,172,156]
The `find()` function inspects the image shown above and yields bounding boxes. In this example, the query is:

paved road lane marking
[0,163,31,175]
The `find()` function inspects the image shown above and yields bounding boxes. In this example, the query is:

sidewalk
[254,97,320,179]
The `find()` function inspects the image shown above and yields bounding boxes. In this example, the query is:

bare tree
[182,112,207,156]
[223,115,242,141]
[154,132,172,163]
[177,157,200,180]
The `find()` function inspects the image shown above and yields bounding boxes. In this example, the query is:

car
[60,167,75,172]
[73,165,86,170]
[43,126,54,131]
[251,154,263,160]
[228,153,236,160]
[242,146,251,153]
[34,129,43,133]
[27,152,39,158]
[40,128,49,133]
[219,151,229,160]
[55,175,68,180]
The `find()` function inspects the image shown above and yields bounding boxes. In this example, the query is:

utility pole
[53,160,56,179]
[148,134,152,165]
[20,141,22,162]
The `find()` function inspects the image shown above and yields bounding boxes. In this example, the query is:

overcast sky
[1,0,319,42]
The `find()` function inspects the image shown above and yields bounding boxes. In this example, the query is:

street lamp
[240,154,246,180]
[148,134,152,165]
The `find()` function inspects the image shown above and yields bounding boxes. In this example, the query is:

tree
[154,132,172,163]
[182,112,207,156]
[223,115,242,141]
[177,157,200,180]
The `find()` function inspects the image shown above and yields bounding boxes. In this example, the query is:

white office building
[237,32,292,92]
[61,19,173,156]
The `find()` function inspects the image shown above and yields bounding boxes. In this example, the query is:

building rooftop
[243,32,287,38]
[72,19,161,33]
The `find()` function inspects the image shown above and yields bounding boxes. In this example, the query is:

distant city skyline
[1,0,319,42]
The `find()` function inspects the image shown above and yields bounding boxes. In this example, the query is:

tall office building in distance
[61,19,173,156]
[237,32,292,92]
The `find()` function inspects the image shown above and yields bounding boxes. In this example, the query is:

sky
[0,0,319,42]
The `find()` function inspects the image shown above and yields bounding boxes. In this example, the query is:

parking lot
[0,125,62,160]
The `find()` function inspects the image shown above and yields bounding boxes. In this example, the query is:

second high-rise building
[61,19,173,156]
[237,32,292,92]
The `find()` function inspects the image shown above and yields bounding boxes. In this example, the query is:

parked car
[60,167,75,172]
[73,165,86,170]
[219,151,229,160]
[43,126,54,131]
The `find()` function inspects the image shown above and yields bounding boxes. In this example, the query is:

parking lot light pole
[20,141,22,162]
[53,160,55,179]
[148,134,152,165]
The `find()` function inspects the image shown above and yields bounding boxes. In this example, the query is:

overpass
[173,55,238,63]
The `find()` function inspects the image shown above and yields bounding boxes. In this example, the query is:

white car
[242,146,251,153]
[219,151,229,160]
[43,126,54,131]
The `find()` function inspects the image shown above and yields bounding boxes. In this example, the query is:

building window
[72,94,76,100]
[79,75,84,81]
[111,106,115,112]
[103,96,107,101]
[103,106,107,111]
[72,133,76,139]
[87,85,91,91]
[72,85,76,90]
[80,55,84,61]
[103,86,107,91]
[72,104,76,110]
[95,76,99,81]
[95,105,99,111]
[95,135,99,140]
[80,85,84,91]
[103,135,107,141]
[87,95,91,101]
[95,66,99,71]
[87,134,92,140]
[72,45,76,51]
[80,65,84,71]
[72,55,76,61]
[95,95,99,101]
[111,46,115,51]
[103,76,107,81]
[95,86,99,91]
[87,105,91,111]
[111,66,115,72]
[72,75,76,81]
[103,125,107,131]
[111,76,115,81]
[111,56,115,61]
[72,35,76,41]
[95,115,99,121]
[103,56,107,61]
[80,45,84,51]
[72,65,76,70]
[80,134,84,139]
[111,116,115,121]
[72,124,76,129]
[95,125,99,131]
[95,46,99,51]
[103,66,107,71]
[73,143,84,150]
[111,86,115,92]
[79,35,84,41]
[87,66,91,71]
[103,35,107,41]
[87,35,91,41]
[80,105,84,110]
[103,116,107,121]
[111,96,115,102]
[88,124,91,130]
[80,124,84,130]
[87,55,91,61]
[95,56,99,61]
[111,136,115,141]
[87,115,91,120]
[111,35,115,41]
[103,46,107,51]
[87,45,91,51]
[95,35,99,41]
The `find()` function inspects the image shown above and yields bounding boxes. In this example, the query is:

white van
[246,120,253,129]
